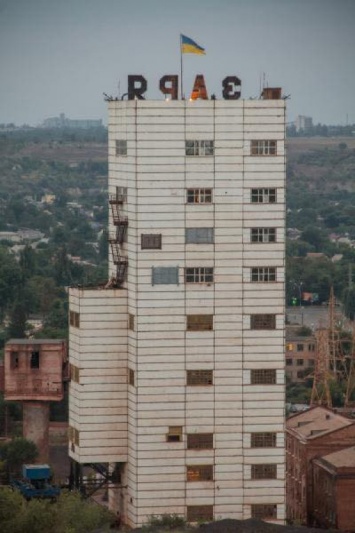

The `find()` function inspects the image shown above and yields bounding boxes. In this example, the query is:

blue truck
[11,464,61,499]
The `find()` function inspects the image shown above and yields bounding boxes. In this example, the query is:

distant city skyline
[0,0,354,126]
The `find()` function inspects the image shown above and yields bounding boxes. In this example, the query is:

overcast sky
[0,0,354,126]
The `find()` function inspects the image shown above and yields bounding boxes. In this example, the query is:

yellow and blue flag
[181,34,205,55]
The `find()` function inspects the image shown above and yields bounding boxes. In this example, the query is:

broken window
[251,227,276,243]
[251,464,277,480]
[187,465,213,482]
[187,505,214,522]
[251,504,277,520]
[251,432,277,448]
[185,267,214,283]
[250,314,276,330]
[30,351,40,369]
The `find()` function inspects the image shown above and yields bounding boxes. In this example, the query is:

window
[296,359,304,366]
[297,344,304,352]
[128,368,135,386]
[185,140,214,156]
[70,311,80,328]
[251,369,276,385]
[115,140,127,156]
[251,267,276,282]
[128,314,134,331]
[141,234,162,250]
[166,426,182,442]
[187,506,213,522]
[250,140,277,156]
[187,465,213,482]
[251,227,276,243]
[30,351,40,369]
[251,464,277,480]
[250,314,276,330]
[309,343,315,351]
[10,351,19,369]
[286,343,293,351]
[251,504,277,520]
[297,370,304,379]
[286,358,293,366]
[187,315,213,331]
[116,186,127,202]
[152,266,179,285]
[185,267,214,283]
[187,370,213,386]
[70,364,80,383]
[251,188,276,203]
[186,228,214,244]
[187,188,212,204]
[251,432,277,448]
[187,433,213,449]
[308,359,315,367]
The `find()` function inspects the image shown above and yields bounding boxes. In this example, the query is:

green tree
[0,437,38,476]
[6,300,27,339]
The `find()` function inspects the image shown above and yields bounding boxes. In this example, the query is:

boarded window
[187,464,213,482]
[70,311,80,328]
[128,313,134,330]
[250,369,276,385]
[251,504,277,520]
[251,188,276,203]
[187,433,213,449]
[185,267,214,283]
[251,432,277,448]
[115,140,127,156]
[70,364,80,383]
[250,314,276,330]
[251,227,276,243]
[69,426,80,446]
[251,267,276,282]
[250,140,277,156]
[30,351,40,369]
[187,315,213,331]
[152,266,179,285]
[187,370,213,386]
[128,368,135,386]
[185,140,214,156]
[141,234,162,250]
[251,464,277,480]
[187,188,212,204]
[187,505,213,522]
[186,228,214,244]
[166,426,182,442]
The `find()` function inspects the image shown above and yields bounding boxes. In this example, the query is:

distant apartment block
[295,115,313,132]
[42,113,103,129]
[68,92,286,527]
[286,328,316,383]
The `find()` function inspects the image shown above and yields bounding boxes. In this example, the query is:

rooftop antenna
[117,80,121,99]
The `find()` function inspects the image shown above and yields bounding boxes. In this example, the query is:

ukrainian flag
[181,34,205,55]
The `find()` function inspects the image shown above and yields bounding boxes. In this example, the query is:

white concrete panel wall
[68,287,128,463]
[80,98,287,527]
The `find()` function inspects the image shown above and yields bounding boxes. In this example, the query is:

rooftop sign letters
[127,75,241,101]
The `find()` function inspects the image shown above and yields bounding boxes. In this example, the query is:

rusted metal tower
[310,327,333,408]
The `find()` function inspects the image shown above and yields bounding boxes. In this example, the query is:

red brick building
[286,406,355,526]
[313,446,355,531]
[4,339,67,462]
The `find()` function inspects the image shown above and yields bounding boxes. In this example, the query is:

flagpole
[180,34,184,99]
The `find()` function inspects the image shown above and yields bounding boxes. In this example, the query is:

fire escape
[108,192,128,286]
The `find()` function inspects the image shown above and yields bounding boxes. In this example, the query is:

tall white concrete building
[68,88,286,527]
